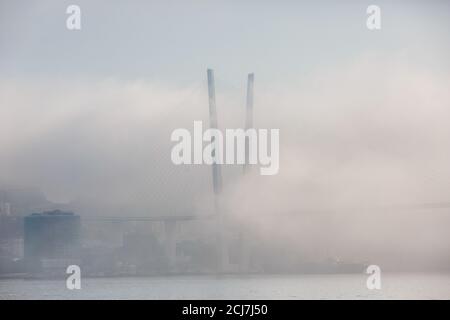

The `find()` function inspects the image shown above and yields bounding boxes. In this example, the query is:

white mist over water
[1,55,450,270]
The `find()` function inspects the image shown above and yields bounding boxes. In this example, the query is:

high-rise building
[24,210,81,277]
[0,201,11,216]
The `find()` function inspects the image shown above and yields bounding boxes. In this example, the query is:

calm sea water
[1,273,449,299]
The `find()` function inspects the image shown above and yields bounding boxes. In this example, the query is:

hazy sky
[1,0,449,85]
[1,0,450,266]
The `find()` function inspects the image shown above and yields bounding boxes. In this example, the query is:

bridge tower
[207,69,228,272]
[164,220,177,271]
[239,73,254,272]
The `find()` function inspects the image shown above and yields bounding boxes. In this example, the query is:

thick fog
[1,0,450,270]
[2,55,450,269]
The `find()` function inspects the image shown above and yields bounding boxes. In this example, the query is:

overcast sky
[1,0,449,85]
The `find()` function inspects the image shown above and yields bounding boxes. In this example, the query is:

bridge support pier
[238,229,250,272]
[164,220,177,271]
[217,215,229,273]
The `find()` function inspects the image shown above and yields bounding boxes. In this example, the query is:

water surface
[1,273,449,299]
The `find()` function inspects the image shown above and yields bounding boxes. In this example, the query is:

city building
[24,210,81,277]
[0,201,11,216]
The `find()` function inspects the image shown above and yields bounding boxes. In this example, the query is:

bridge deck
[84,214,217,222]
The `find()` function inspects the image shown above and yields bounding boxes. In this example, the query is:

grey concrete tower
[207,69,223,195]
[243,73,254,174]
[207,69,228,272]
[239,73,254,272]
